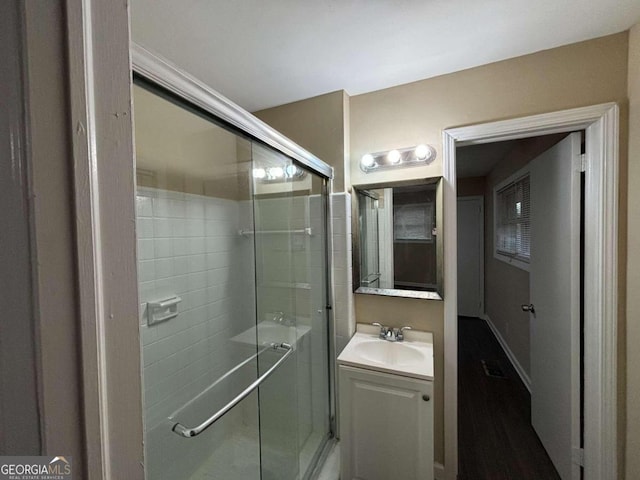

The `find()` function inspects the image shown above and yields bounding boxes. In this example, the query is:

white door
[457,196,484,317]
[529,132,582,480]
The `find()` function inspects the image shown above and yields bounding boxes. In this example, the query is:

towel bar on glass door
[238,227,312,236]
[170,342,293,438]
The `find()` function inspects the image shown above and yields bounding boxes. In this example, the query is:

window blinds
[394,203,434,241]
[496,174,530,262]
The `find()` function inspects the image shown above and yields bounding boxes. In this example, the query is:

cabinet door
[339,366,433,480]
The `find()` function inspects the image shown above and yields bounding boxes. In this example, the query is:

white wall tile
[173,238,189,257]
[187,254,207,273]
[137,189,253,433]
[154,238,174,259]
[152,198,172,218]
[154,258,174,279]
[138,261,155,283]
[330,193,355,350]
[137,218,154,238]
[187,237,206,255]
[136,196,153,217]
[185,219,205,237]
[138,239,155,261]
[153,218,173,238]
[171,218,185,237]
[186,199,204,219]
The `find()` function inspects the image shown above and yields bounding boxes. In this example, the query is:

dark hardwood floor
[458,316,561,480]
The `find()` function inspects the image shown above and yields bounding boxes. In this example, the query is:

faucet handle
[372,322,390,339]
[395,326,413,341]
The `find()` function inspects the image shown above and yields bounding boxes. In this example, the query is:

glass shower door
[134,82,263,480]
[133,79,332,480]
[252,145,332,480]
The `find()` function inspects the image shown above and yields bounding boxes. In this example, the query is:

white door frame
[66,0,143,478]
[456,195,484,318]
[442,103,619,480]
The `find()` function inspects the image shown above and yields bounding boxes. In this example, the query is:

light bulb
[415,144,430,161]
[360,154,375,168]
[268,167,284,178]
[252,168,266,179]
[387,149,401,164]
[285,164,298,177]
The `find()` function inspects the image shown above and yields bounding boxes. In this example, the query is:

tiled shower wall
[136,187,256,479]
[136,188,353,479]
[331,192,355,355]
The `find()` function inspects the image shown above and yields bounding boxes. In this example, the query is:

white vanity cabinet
[339,365,434,480]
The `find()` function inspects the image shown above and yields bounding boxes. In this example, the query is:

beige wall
[254,90,350,192]
[350,32,629,469]
[626,21,640,480]
[483,134,566,377]
[253,32,631,472]
[350,32,628,186]
[134,84,247,199]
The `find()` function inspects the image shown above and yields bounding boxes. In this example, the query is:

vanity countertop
[337,324,434,381]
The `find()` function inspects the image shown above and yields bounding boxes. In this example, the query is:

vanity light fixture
[252,167,267,179]
[361,153,375,168]
[415,144,431,160]
[360,144,436,173]
[268,166,284,178]
[252,164,307,183]
[387,149,402,164]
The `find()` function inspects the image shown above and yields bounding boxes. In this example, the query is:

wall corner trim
[481,314,532,391]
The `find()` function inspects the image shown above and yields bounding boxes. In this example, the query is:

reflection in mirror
[353,179,442,300]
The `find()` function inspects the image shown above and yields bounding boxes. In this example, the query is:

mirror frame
[351,177,444,300]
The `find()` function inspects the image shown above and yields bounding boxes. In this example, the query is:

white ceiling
[131,0,640,112]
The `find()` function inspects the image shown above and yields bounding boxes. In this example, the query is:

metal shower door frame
[131,40,338,457]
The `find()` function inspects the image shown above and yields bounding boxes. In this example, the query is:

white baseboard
[481,314,531,392]
[434,462,444,479]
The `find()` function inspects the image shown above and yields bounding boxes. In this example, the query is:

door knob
[521,304,535,314]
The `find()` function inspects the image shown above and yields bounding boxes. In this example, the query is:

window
[495,173,530,268]
[394,203,434,242]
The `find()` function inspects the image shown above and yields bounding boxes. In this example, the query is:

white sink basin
[338,326,434,380]
[351,340,425,366]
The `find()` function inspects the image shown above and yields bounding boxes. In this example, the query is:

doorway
[442,104,619,480]
[455,132,583,479]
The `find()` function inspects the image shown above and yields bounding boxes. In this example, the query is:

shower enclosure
[132,50,334,480]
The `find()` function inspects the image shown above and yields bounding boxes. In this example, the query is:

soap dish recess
[147,296,182,326]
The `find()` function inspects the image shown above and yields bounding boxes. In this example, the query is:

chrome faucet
[272,311,295,326]
[372,322,392,340]
[394,326,412,342]
[372,323,412,342]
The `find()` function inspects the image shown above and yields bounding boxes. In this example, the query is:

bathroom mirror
[352,177,443,300]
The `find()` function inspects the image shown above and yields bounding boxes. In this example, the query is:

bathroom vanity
[337,325,434,480]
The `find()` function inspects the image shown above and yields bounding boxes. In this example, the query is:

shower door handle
[171,342,293,438]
